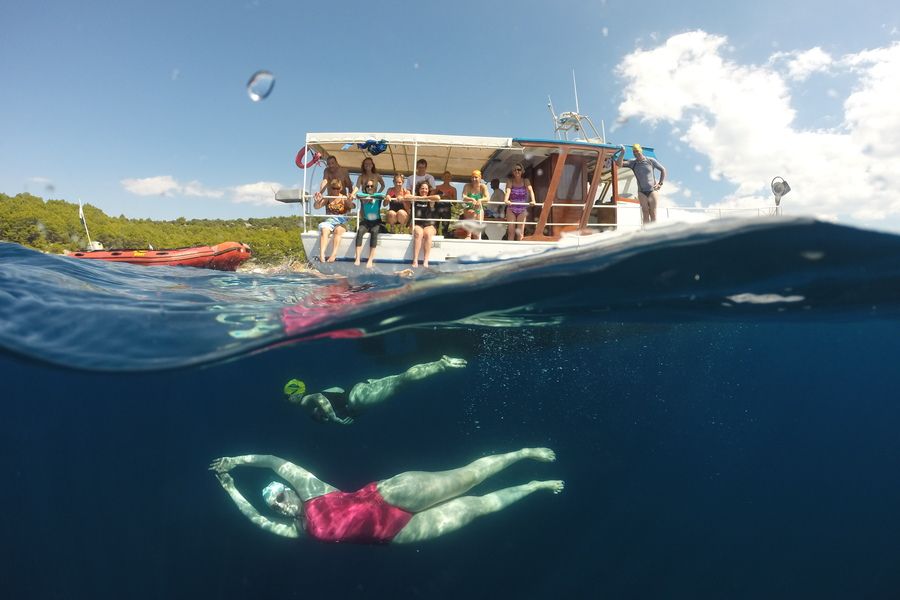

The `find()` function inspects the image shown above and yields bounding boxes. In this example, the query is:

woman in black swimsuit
[411,181,441,268]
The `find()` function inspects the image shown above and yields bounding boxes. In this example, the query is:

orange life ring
[295,146,322,169]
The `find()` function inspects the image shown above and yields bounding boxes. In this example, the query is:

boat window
[558,155,585,201]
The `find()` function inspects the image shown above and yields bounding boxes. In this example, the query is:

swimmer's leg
[347,355,467,411]
[378,448,556,513]
[391,480,564,544]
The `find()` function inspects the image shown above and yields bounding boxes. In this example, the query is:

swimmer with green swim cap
[283,355,467,426]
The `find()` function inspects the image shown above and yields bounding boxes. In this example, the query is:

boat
[65,241,252,270]
[276,108,780,275]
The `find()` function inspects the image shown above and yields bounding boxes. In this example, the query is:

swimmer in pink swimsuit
[210,448,564,545]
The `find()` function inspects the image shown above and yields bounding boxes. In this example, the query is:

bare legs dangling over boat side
[210,448,563,544]
[286,355,467,425]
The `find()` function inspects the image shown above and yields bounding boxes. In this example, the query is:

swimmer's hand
[215,472,235,489]
[441,356,467,369]
[209,457,236,473]
[337,416,354,426]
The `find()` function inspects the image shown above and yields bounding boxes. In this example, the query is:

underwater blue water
[2,218,900,599]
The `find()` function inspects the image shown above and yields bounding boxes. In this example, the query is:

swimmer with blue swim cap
[281,355,468,426]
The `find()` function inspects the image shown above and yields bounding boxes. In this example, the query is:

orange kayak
[65,241,252,271]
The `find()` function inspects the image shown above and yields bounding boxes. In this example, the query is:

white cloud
[615,31,900,226]
[231,181,283,206]
[770,47,833,80]
[122,175,224,198]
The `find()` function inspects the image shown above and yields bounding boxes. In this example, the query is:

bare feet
[326,255,337,263]
[366,261,375,269]
[354,260,361,266]
[423,261,429,268]
[524,447,556,462]
[530,480,565,494]
[440,356,467,368]
[411,261,419,268]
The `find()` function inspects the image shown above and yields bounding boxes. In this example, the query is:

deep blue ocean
[2,218,900,599]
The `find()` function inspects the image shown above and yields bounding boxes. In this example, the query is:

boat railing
[296,194,642,234]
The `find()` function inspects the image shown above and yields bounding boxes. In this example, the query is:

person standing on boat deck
[283,355,467,425]
[386,173,412,233]
[353,182,387,268]
[488,177,505,219]
[405,158,437,194]
[616,143,666,224]
[461,170,489,239]
[504,163,536,241]
[210,447,564,544]
[315,155,354,202]
[411,181,441,268]
[355,157,385,194]
[435,171,457,237]
[314,178,355,262]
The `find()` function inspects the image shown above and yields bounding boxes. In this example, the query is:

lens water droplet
[247,70,275,102]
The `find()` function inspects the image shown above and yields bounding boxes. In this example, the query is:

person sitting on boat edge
[504,163,536,241]
[461,170,488,239]
[355,156,385,194]
[354,181,387,268]
[435,170,457,237]
[616,143,666,224]
[411,181,442,268]
[283,355,466,425]
[314,178,355,263]
[386,173,412,233]
[210,447,563,544]
[315,155,354,202]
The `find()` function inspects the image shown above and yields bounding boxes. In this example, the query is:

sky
[2,0,900,231]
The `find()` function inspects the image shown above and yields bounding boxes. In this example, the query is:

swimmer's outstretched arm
[210,455,338,500]
[214,473,299,538]
[293,393,353,425]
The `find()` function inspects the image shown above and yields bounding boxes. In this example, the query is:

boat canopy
[306,132,513,180]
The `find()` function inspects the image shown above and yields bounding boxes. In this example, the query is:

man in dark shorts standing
[617,143,667,224]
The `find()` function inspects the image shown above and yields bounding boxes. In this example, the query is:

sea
[2,217,900,599]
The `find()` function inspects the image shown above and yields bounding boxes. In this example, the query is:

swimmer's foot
[326,255,337,263]
[440,355,467,369]
[524,447,556,463]
[366,261,375,269]
[411,261,419,268]
[530,480,564,494]
[354,259,361,266]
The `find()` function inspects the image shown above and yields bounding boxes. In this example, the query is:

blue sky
[3,0,900,229]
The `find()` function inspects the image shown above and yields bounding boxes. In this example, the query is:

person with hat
[616,143,667,224]
[282,355,467,425]
[209,447,563,545]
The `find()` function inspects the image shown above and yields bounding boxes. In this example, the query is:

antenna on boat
[572,69,580,114]
[548,96,559,132]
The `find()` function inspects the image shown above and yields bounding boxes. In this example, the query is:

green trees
[0,193,306,264]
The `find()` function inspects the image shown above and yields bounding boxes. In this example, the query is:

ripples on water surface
[2,218,900,598]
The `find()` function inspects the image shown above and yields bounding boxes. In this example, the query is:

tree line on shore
[0,193,306,264]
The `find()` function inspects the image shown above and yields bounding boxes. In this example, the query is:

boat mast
[78,199,93,250]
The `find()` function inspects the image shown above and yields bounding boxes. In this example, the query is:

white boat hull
[302,230,578,274]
